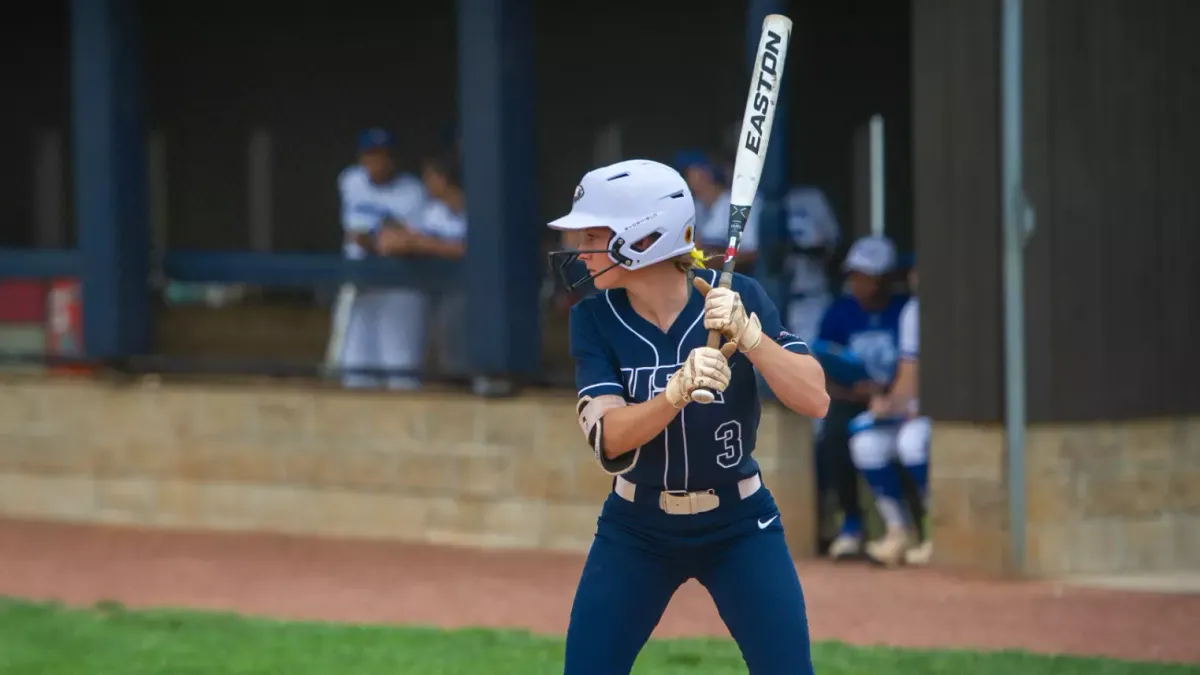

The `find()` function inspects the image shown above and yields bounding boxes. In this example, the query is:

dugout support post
[70,0,153,361]
[458,0,540,384]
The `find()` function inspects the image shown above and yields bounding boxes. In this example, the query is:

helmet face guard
[547,232,634,292]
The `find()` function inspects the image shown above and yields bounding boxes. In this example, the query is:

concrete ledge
[0,375,818,556]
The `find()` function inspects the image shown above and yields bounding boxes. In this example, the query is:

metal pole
[33,130,66,249]
[1002,0,1034,576]
[869,114,885,237]
[248,129,274,253]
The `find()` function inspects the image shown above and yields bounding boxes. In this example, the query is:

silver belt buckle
[659,489,720,515]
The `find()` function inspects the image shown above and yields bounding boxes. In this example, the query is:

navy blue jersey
[569,269,810,492]
[817,293,910,386]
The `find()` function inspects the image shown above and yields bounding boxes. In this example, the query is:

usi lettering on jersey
[569,269,810,492]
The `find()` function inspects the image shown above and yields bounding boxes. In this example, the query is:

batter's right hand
[664,342,738,409]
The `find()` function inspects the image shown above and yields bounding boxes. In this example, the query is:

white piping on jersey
[780,340,808,351]
[578,381,623,397]
[604,291,665,488]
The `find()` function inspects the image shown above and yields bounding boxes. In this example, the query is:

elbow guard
[576,394,639,475]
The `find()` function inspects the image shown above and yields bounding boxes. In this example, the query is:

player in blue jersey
[811,235,909,560]
[848,257,931,566]
[547,159,830,675]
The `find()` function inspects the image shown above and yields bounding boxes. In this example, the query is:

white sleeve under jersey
[898,297,919,360]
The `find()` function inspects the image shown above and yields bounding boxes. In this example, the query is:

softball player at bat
[547,159,829,675]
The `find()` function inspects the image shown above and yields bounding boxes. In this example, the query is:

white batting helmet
[547,159,697,290]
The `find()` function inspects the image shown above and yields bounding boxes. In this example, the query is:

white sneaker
[905,540,933,566]
[866,527,913,567]
[828,533,862,560]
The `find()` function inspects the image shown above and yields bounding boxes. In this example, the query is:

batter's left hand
[693,277,763,353]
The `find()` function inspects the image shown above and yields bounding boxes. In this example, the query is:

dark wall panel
[1156,0,1200,417]
[786,0,914,255]
[1024,0,1200,422]
[141,1,459,252]
[6,0,915,263]
[1022,0,1055,423]
[911,0,1004,423]
[0,1,70,248]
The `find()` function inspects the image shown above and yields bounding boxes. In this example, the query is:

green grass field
[0,597,1191,675]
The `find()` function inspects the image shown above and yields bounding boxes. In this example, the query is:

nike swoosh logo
[758,515,779,529]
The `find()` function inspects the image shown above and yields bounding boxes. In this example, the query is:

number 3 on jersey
[714,420,744,469]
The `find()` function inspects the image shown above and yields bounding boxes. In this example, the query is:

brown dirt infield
[0,518,1196,665]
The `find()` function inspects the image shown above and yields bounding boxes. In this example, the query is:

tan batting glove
[664,342,739,409]
[693,277,763,353]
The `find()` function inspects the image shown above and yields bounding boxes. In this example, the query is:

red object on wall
[0,280,48,323]
[45,278,89,374]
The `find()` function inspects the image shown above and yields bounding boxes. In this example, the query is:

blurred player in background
[848,258,930,566]
[811,235,908,560]
[674,149,760,272]
[782,186,840,344]
[335,128,429,390]
[378,148,469,379]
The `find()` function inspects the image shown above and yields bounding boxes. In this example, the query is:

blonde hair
[673,248,709,272]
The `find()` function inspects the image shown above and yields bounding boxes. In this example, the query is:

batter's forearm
[747,339,830,418]
[598,395,679,459]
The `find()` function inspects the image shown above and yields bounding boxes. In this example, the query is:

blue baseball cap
[356,127,395,153]
[672,149,726,184]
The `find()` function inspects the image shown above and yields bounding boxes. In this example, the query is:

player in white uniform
[336,128,429,390]
[847,260,931,566]
[674,150,760,268]
[383,149,469,377]
[782,186,839,344]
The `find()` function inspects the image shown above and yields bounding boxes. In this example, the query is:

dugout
[0,0,1198,578]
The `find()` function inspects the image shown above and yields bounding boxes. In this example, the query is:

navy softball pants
[562,480,815,675]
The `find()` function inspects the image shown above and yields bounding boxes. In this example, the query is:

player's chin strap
[547,235,635,292]
[577,394,639,475]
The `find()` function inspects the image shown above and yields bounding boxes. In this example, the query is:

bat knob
[691,389,716,405]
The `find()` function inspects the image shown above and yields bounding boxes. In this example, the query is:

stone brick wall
[7,373,1196,576]
[0,375,819,556]
[932,419,1200,577]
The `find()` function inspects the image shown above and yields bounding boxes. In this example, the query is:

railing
[0,247,577,393]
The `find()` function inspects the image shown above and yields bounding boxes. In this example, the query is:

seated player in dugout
[811,234,909,561]
[848,257,930,566]
[673,149,761,275]
[548,158,829,675]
